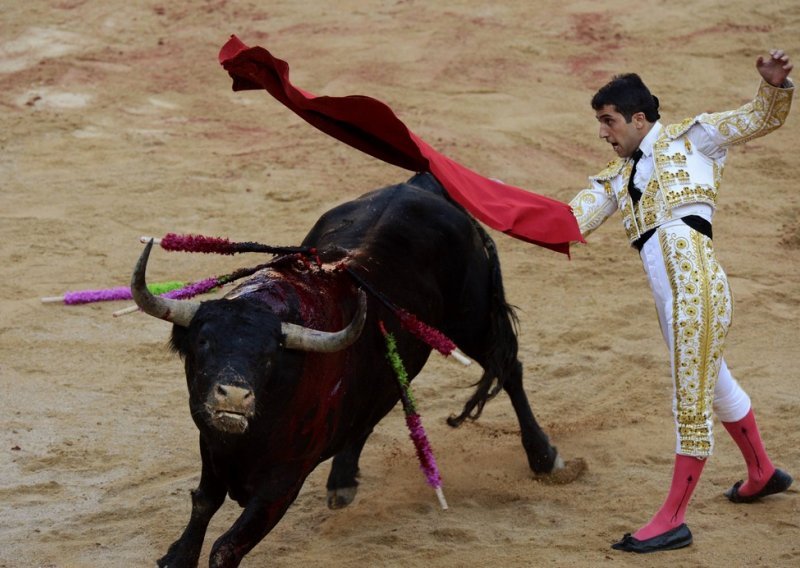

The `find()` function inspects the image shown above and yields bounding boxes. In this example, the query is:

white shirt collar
[638,121,663,158]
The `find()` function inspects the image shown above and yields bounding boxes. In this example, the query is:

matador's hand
[757,49,793,87]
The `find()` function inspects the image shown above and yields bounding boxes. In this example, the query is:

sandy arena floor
[2,1,799,566]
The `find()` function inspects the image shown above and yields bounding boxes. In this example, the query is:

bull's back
[302,173,482,265]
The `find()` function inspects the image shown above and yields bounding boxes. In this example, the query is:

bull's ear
[281,289,367,352]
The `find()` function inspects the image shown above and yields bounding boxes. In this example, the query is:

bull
[132,173,563,567]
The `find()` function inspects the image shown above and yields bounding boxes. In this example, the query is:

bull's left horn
[282,290,367,352]
[131,239,200,327]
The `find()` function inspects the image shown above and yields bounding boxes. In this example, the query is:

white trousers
[639,219,751,457]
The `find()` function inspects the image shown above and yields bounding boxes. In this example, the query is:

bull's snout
[214,384,254,410]
[207,383,255,434]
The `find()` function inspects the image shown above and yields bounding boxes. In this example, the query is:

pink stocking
[722,408,775,496]
[633,454,705,541]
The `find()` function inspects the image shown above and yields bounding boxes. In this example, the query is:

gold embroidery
[665,117,695,138]
[660,227,731,457]
[664,184,716,207]
[590,157,626,181]
[713,161,722,188]
[702,80,793,147]
[654,138,669,149]
[656,152,688,166]
[659,170,678,187]
[570,189,615,237]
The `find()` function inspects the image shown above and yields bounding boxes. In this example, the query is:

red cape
[219,35,582,255]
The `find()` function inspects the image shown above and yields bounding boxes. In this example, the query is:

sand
[1,1,798,566]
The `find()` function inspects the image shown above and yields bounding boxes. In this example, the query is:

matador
[569,49,794,553]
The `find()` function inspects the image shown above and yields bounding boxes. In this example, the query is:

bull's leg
[326,429,371,509]
[503,360,562,474]
[209,480,304,568]
[158,440,226,567]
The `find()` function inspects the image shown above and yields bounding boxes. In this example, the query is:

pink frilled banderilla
[394,308,470,365]
[154,232,314,257]
[379,321,448,510]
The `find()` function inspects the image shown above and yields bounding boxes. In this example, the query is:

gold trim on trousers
[640,219,739,457]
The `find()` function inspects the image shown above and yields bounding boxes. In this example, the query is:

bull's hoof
[533,456,587,485]
[327,486,358,509]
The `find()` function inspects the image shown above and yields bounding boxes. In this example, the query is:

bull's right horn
[281,289,367,352]
[131,239,200,327]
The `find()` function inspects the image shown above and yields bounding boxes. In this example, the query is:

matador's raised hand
[757,49,793,87]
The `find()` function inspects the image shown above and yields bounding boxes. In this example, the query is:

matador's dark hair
[591,73,661,122]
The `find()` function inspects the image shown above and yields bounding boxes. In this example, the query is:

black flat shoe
[611,523,693,553]
[725,468,793,503]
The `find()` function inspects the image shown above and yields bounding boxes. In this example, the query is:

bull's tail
[447,219,520,427]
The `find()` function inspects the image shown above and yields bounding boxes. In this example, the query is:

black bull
[132,173,562,567]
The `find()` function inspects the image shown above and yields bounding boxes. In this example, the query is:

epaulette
[664,117,698,140]
[589,157,626,182]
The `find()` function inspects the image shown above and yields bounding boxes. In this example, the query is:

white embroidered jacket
[570,79,794,244]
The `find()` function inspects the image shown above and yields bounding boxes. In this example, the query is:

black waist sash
[633,215,713,251]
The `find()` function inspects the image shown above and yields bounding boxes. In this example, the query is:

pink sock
[722,408,775,496]
[633,454,705,541]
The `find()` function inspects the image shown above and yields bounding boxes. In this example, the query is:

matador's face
[595,105,647,158]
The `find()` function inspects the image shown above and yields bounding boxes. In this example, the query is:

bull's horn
[131,239,200,327]
[281,289,367,352]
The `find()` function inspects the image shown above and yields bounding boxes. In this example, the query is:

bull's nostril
[217,385,227,397]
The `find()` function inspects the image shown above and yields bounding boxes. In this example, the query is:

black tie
[627,149,644,205]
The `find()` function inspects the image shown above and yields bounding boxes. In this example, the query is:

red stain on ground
[561,13,624,85]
